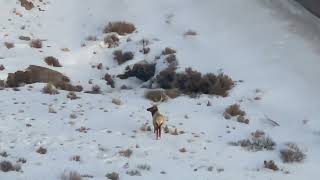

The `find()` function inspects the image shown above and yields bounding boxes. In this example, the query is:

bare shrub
[117,63,155,82]
[19,36,31,41]
[19,0,34,10]
[119,149,133,158]
[113,50,134,65]
[106,172,119,180]
[280,143,306,163]
[4,42,14,49]
[30,39,42,48]
[0,65,5,71]
[36,147,47,154]
[104,34,119,48]
[104,21,136,35]
[44,56,62,67]
[137,164,151,171]
[126,169,141,176]
[145,89,168,102]
[60,170,82,180]
[104,73,115,88]
[230,130,276,151]
[42,83,59,95]
[162,47,176,55]
[264,160,279,171]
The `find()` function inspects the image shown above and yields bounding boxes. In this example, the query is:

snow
[0,0,320,179]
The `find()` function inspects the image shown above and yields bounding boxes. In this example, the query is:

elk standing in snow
[147,105,166,140]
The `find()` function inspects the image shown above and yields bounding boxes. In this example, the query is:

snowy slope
[0,0,320,179]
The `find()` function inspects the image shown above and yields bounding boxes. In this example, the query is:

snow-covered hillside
[0,0,320,179]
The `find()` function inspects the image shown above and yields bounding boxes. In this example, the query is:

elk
[147,105,166,140]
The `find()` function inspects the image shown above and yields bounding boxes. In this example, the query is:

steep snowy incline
[0,0,320,180]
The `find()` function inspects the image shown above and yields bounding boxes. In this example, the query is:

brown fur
[147,105,166,140]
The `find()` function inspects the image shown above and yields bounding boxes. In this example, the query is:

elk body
[147,105,166,140]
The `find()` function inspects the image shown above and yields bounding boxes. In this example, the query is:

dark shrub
[156,67,176,89]
[44,56,62,67]
[19,36,31,41]
[117,63,155,82]
[36,147,47,154]
[119,149,133,158]
[113,50,134,65]
[0,161,14,172]
[104,21,136,35]
[104,73,115,88]
[280,143,306,163]
[156,67,234,97]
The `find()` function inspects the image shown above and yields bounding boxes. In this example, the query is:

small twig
[264,115,280,126]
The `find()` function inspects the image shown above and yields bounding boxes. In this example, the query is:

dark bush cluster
[0,161,20,172]
[4,42,14,49]
[156,67,234,97]
[117,63,155,82]
[44,56,62,67]
[104,73,115,88]
[113,50,134,65]
[104,21,136,35]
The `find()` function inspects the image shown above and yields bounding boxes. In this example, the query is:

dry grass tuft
[145,89,168,102]
[44,56,62,67]
[30,39,42,48]
[264,160,279,171]
[104,21,136,35]
[119,149,133,158]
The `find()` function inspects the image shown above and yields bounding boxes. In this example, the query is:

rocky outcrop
[6,65,82,92]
